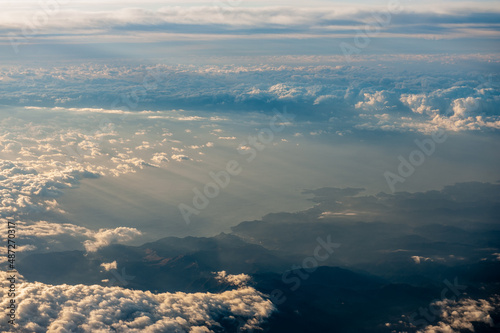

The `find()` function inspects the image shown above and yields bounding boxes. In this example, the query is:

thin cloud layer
[1,5,500,43]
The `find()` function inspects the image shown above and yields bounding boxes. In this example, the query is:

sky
[1,0,500,62]
[0,0,499,240]
[1,0,500,332]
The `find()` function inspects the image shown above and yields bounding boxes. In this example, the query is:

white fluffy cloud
[150,152,170,164]
[83,227,143,252]
[396,82,500,132]
[100,261,118,271]
[0,271,275,333]
[0,159,100,217]
[400,94,438,116]
[171,154,190,162]
[215,271,251,287]
[355,91,390,111]
[14,220,142,253]
[418,296,500,332]
[358,85,500,133]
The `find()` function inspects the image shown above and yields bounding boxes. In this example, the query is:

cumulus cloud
[150,152,169,164]
[14,220,142,253]
[395,80,500,132]
[418,296,500,332]
[0,271,275,333]
[355,91,390,111]
[83,227,143,252]
[0,159,100,217]
[171,154,190,162]
[100,261,118,272]
[400,93,438,116]
[214,271,251,287]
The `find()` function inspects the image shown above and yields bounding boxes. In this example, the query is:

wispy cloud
[1,5,500,45]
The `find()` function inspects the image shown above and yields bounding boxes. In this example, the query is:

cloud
[100,261,118,272]
[313,94,337,105]
[15,220,142,253]
[355,91,391,111]
[215,271,251,287]
[17,220,91,238]
[1,5,500,45]
[171,154,190,162]
[151,152,169,164]
[0,159,100,217]
[354,81,500,132]
[418,296,500,332]
[0,271,275,333]
[2,63,498,133]
[83,227,143,252]
[400,93,438,116]
[177,116,206,121]
[16,245,37,252]
[0,108,201,188]
[396,83,500,132]
[411,255,432,264]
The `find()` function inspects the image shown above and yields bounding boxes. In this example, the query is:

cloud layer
[0,271,275,333]
[1,4,500,44]
[1,62,499,134]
